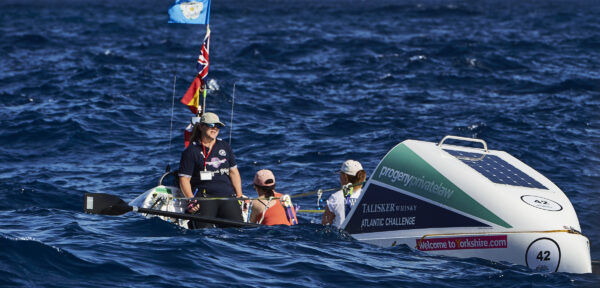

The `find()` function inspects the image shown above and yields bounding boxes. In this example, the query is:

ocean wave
[0,235,138,287]
[6,34,50,49]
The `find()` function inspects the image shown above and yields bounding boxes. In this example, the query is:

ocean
[1,0,599,286]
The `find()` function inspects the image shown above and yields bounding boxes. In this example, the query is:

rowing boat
[343,135,591,273]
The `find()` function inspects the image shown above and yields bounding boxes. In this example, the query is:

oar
[83,193,260,228]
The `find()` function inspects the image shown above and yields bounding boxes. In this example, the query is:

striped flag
[180,76,202,114]
[197,26,210,80]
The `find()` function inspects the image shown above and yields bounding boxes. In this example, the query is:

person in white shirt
[322,160,367,228]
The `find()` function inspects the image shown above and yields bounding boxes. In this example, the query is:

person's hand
[238,194,250,211]
[186,200,199,214]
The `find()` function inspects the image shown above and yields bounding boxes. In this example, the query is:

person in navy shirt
[179,112,243,228]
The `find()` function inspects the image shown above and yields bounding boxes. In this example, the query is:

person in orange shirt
[249,169,298,226]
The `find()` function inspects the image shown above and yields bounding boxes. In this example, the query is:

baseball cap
[338,160,363,176]
[200,112,225,127]
[254,169,275,187]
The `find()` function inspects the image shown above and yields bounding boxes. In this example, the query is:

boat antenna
[166,75,176,172]
[201,81,206,116]
[229,82,236,146]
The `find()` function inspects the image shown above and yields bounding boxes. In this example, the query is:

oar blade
[84,193,133,216]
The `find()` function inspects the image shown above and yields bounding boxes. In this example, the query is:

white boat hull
[129,185,190,228]
[343,136,592,273]
[353,229,590,273]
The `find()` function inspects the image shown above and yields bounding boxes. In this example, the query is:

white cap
[338,160,363,176]
[200,112,225,126]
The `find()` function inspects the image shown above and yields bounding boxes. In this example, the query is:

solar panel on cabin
[443,149,547,190]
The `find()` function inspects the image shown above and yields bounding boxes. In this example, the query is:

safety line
[172,182,366,201]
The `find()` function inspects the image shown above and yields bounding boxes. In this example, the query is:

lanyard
[202,144,213,171]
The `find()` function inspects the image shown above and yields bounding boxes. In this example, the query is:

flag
[180,76,202,114]
[180,26,210,115]
[168,0,211,24]
[197,26,210,80]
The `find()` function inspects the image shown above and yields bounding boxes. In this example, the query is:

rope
[173,182,366,202]
[175,196,281,201]
[290,187,338,198]
[229,82,235,146]
[290,181,366,199]
[167,75,176,163]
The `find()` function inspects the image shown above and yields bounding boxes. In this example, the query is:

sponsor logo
[378,166,455,199]
[521,195,562,211]
[416,235,507,251]
[206,157,227,169]
[361,216,416,229]
[219,149,226,156]
[361,203,417,214]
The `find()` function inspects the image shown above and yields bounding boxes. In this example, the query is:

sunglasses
[203,123,223,129]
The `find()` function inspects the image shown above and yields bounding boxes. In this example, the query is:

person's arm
[179,148,195,198]
[229,166,243,197]
[321,206,335,225]
[179,176,193,198]
[180,176,200,213]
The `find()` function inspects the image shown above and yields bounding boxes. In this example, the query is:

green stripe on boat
[155,187,172,194]
[373,143,511,228]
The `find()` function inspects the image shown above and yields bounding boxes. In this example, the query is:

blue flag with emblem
[168,0,211,24]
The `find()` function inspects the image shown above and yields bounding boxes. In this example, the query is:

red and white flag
[197,26,210,80]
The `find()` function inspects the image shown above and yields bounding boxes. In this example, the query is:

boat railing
[438,135,488,161]
[158,171,179,186]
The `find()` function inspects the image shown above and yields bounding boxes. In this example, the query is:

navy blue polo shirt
[179,139,237,196]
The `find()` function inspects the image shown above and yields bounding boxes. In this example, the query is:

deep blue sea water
[1,0,599,286]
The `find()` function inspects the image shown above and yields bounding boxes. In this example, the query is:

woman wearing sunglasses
[178,112,244,228]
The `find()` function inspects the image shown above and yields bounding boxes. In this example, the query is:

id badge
[200,171,213,181]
